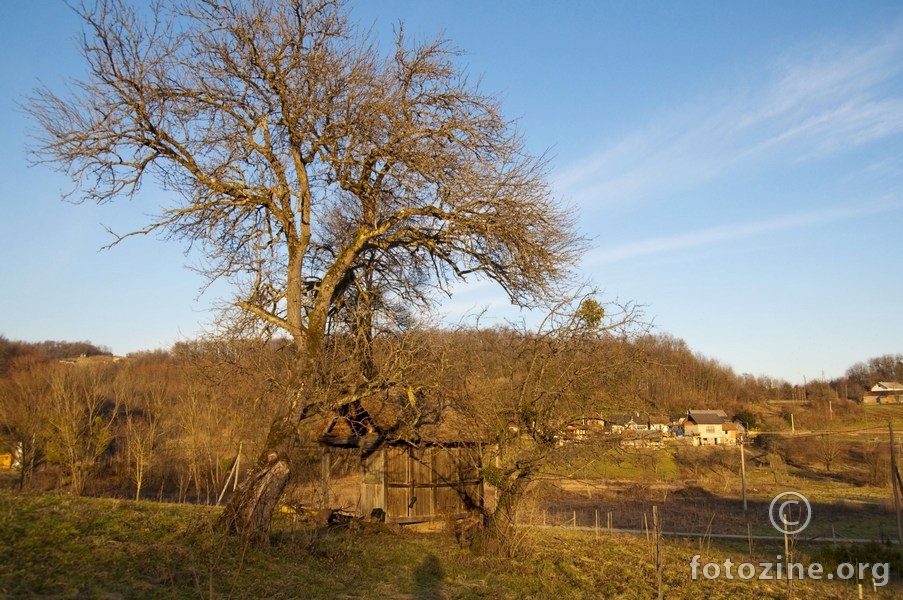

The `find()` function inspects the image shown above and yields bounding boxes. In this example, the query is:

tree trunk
[481,473,531,557]
[217,453,291,544]
[217,388,310,542]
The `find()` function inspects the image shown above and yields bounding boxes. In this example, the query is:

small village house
[722,421,746,444]
[862,382,903,404]
[684,409,731,445]
[604,413,640,434]
[647,414,670,433]
[561,417,605,443]
[668,414,687,437]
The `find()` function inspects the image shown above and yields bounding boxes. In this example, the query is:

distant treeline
[0,336,111,374]
[0,330,898,501]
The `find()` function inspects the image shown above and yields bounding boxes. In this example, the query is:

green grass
[1,490,901,599]
[557,447,681,481]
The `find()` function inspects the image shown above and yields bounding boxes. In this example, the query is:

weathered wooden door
[384,445,482,523]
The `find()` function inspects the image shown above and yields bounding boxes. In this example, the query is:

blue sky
[1,1,902,384]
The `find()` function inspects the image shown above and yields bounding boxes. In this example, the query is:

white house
[863,382,903,404]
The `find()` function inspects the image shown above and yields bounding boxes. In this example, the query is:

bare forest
[1,332,892,502]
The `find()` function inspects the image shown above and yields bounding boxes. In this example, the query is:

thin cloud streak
[558,22,903,212]
[589,199,903,266]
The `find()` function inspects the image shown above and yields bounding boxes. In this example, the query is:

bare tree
[116,368,168,501]
[44,363,120,495]
[816,428,843,474]
[444,296,643,555]
[28,0,584,541]
[0,356,52,489]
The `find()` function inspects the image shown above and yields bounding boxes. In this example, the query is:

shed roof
[318,389,479,448]
[873,382,903,392]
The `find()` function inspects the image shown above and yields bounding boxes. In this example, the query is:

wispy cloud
[558,21,903,212]
[588,197,903,266]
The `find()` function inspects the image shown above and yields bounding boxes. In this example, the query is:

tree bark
[217,453,291,544]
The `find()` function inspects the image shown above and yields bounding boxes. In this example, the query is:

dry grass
[1,489,900,599]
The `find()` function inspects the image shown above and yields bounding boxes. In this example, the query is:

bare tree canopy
[27,0,586,541]
[30,0,583,336]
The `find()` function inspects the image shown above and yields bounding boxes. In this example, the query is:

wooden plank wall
[371,445,482,523]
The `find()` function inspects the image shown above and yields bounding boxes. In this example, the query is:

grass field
[539,448,899,543]
[1,489,900,599]
[4,403,903,598]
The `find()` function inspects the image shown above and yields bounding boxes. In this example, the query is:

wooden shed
[318,391,483,524]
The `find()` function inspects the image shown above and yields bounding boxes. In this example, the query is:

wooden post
[740,441,748,511]
[321,447,331,510]
[653,505,663,600]
[889,422,903,544]
[747,522,753,557]
[783,508,792,598]
[216,443,242,506]
[233,442,241,491]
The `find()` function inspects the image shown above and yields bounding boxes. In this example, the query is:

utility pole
[890,422,903,544]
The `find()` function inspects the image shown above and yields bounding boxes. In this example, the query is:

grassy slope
[541,404,903,541]
[1,491,899,599]
[3,405,902,598]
